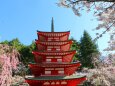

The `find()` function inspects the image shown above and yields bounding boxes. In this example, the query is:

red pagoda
[25,19,86,86]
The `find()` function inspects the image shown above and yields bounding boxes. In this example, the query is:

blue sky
[0,0,109,52]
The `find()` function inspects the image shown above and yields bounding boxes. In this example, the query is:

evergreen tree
[70,37,80,62]
[9,38,23,51]
[79,30,99,68]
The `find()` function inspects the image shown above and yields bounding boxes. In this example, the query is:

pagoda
[25,18,86,86]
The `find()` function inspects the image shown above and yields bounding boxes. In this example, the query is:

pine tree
[79,30,99,68]
[70,37,80,62]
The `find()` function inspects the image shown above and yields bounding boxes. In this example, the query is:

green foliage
[79,30,99,68]
[0,38,36,66]
[19,41,36,66]
[9,38,23,51]
[70,37,80,62]
[70,38,80,51]
[1,40,9,45]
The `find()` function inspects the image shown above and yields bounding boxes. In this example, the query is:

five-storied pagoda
[25,18,86,86]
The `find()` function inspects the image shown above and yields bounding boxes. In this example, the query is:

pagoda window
[48,37,59,41]
[46,59,51,62]
[56,48,60,51]
[54,46,60,48]
[45,71,51,74]
[46,56,54,58]
[54,38,59,41]
[45,68,54,70]
[47,46,53,48]
[55,56,61,58]
[47,46,60,51]
[57,59,62,62]
[47,46,53,51]
[48,38,53,41]
[55,68,64,70]
[54,46,60,51]
[58,70,64,74]
[47,48,51,51]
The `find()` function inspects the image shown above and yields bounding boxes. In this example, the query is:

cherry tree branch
[93,21,115,41]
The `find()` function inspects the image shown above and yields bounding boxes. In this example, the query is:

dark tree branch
[93,21,115,41]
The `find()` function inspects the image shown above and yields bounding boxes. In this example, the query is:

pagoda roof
[37,31,70,37]
[35,40,72,46]
[29,62,80,68]
[25,75,86,81]
[32,50,76,56]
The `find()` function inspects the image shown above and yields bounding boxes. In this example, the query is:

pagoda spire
[51,17,54,32]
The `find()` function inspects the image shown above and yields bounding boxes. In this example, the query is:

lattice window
[54,38,59,41]
[47,48,51,51]
[54,46,60,48]
[45,71,51,74]
[47,46,53,51]
[48,37,60,41]
[56,48,60,51]
[47,46,60,51]
[55,56,61,58]
[46,59,51,62]
[45,68,54,70]
[57,59,62,62]
[55,68,64,70]
[46,56,54,58]
[47,46,53,48]
[58,71,64,74]
[48,38,53,41]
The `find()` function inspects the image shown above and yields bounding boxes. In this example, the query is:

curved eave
[32,50,76,56]
[29,62,81,68]
[25,75,86,81]
[35,40,72,46]
[37,31,70,37]
[37,30,70,33]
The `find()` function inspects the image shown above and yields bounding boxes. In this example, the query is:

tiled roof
[35,40,72,46]
[37,31,70,37]
[32,50,76,56]
[29,62,80,67]
[25,75,86,80]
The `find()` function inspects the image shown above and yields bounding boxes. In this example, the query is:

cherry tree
[57,1,115,85]
[57,0,115,50]
[79,53,115,85]
[0,44,19,86]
